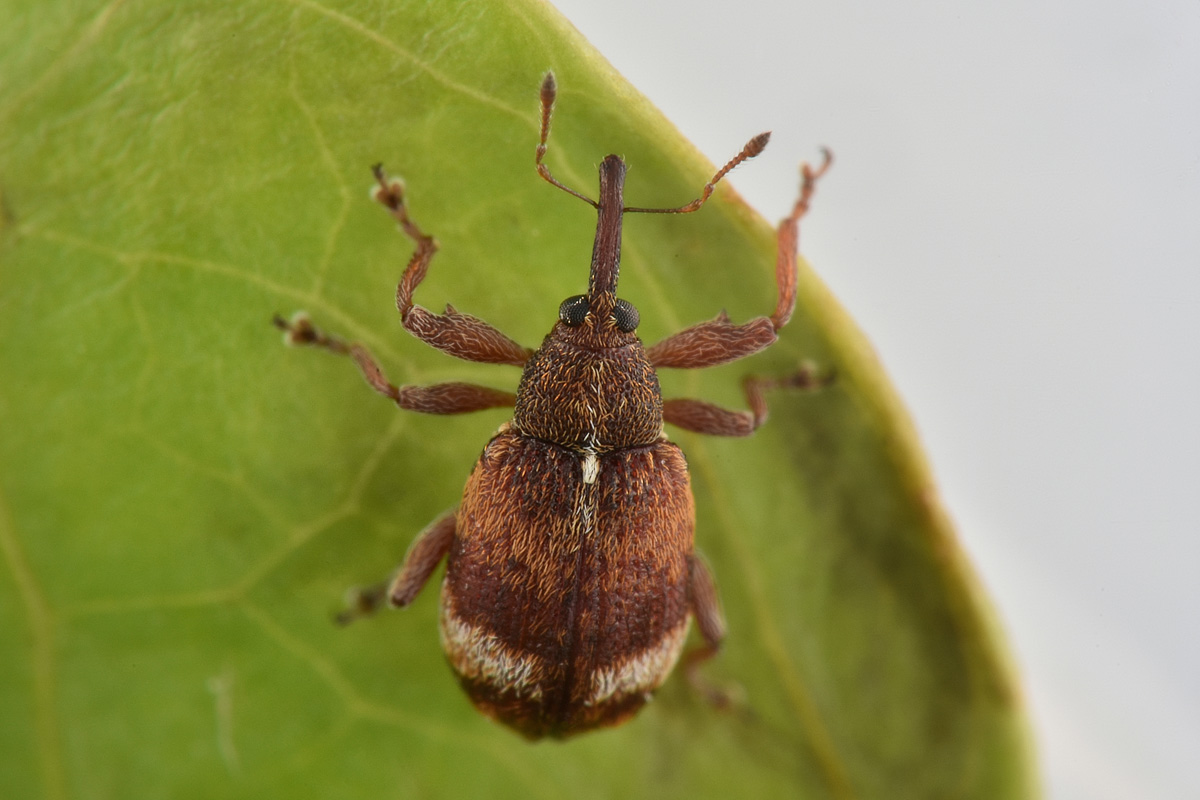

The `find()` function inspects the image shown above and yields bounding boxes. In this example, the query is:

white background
[551,1,1200,797]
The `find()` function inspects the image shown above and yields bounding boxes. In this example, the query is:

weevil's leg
[274,313,516,414]
[336,512,456,625]
[388,511,456,607]
[371,165,534,366]
[662,363,833,436]
[334,583,388,626]
[647,150,832,370]
[767,148,832,330]
[683,554,734,707]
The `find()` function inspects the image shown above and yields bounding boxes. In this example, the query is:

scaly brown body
[274,73,831,738]
[446,429,692,738]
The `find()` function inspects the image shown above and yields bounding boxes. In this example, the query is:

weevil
[274,73,831,739]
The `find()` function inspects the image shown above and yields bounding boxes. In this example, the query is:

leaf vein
[278,0,523,121]
[0,0,126,126]
[287,50,352,298]
[0,491,68,800]
[22,224,414,372]
[240,601,560,800]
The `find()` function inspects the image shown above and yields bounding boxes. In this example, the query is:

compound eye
[559,294,589,326]
[612,298,640,332]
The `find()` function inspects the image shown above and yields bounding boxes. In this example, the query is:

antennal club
[625,131,771,215]
[535,72,599,208]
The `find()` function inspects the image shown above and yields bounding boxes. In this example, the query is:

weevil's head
[551,154,641,350]
[515,155,662,451]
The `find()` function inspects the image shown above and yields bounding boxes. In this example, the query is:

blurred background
[551,1,1200,797]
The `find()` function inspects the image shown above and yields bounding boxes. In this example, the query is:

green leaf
[0,1,1038,798]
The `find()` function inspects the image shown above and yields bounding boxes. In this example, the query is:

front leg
[274,313,516,415]
[372,165,534,367]
[647,150,831,370]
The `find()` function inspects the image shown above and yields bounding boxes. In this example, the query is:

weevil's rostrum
[275,73,831,739]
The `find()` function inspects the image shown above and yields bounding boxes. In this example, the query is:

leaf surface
[0,1,1037,797]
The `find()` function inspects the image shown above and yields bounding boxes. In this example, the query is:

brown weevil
[274,73,831,739]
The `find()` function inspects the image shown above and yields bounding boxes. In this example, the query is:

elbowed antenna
[535,71,625,318]
[533,72,775,318]
[535,71,771,217]
[623,131,771,215]
[535,72,598,208]
[584,129,772,315]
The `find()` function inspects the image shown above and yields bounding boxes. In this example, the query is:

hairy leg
[683,554,731,707]
[336,512,457,625]
[647,150,832,370]
[662,363,832,436]
[371,165,533,366]
[275,313,516,414]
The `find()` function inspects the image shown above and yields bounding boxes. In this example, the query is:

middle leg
[662,363,832,437]
[274,313,516,415]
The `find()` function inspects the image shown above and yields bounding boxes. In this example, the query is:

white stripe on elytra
[586,621,689,706]
[439,595,544,699]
